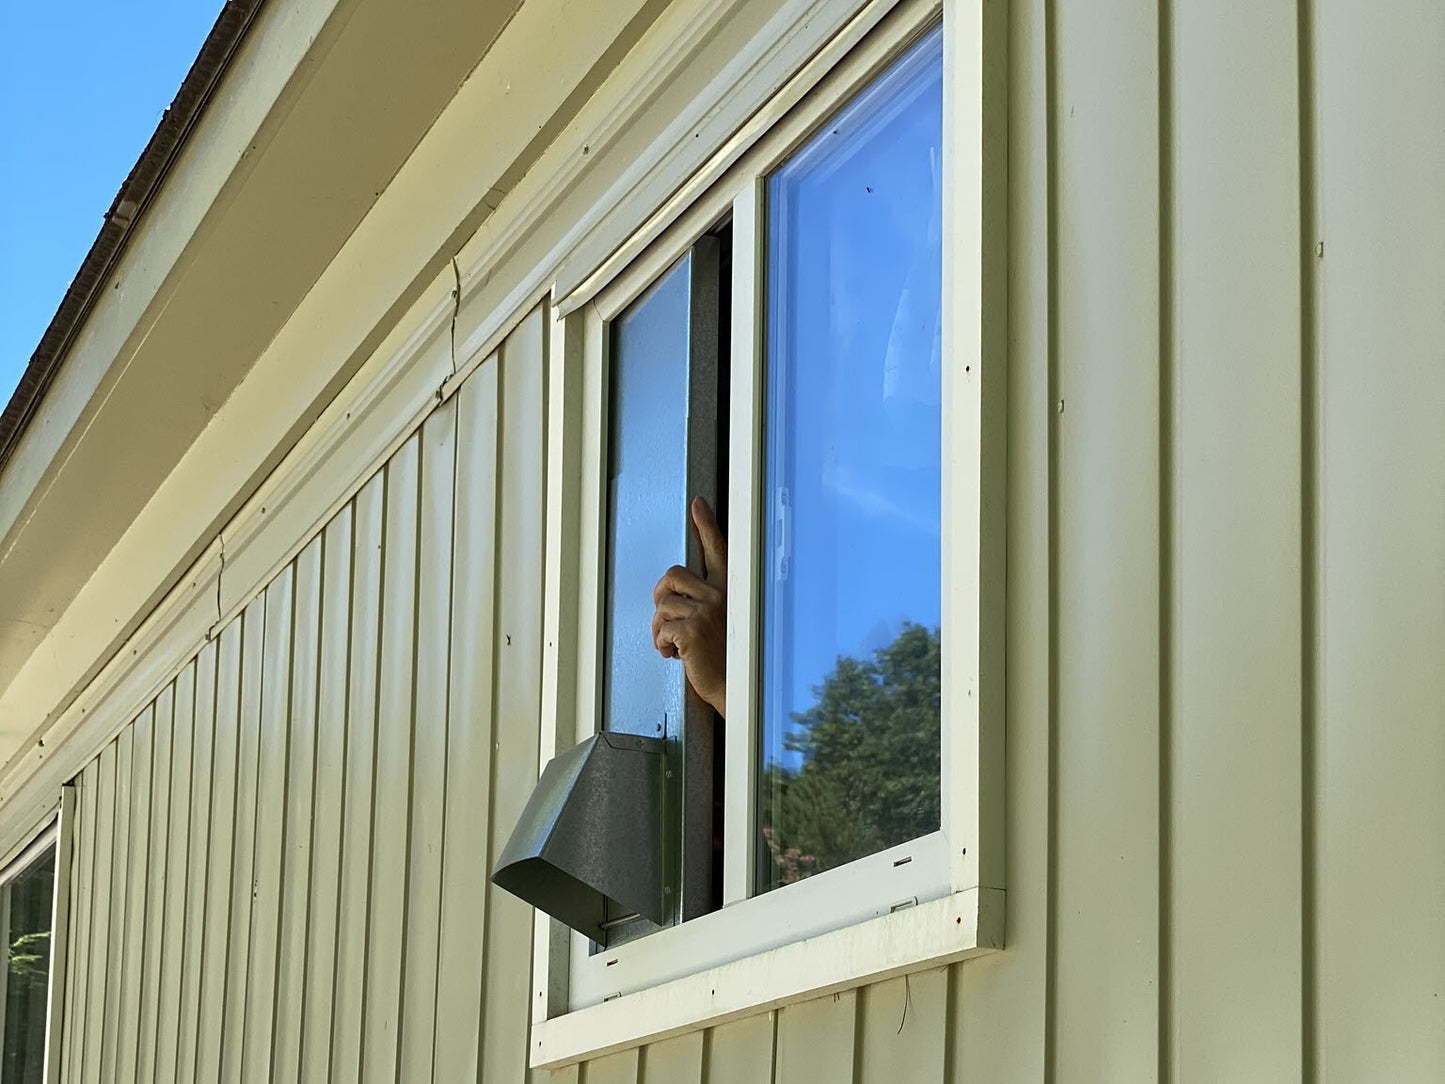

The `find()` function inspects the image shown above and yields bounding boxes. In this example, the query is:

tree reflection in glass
[757,27,944,892]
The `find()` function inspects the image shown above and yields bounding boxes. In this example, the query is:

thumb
[691,496,727,582]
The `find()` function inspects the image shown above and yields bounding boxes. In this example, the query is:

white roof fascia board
[0,0,342,545]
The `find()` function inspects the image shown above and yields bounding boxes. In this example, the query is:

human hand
[652,496,727,717]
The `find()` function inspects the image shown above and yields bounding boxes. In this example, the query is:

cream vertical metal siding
[46,0,1445,1080]
[1314,3,1445,1079]
[57,310,546,1084]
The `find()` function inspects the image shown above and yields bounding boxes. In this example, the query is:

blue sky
[0,2,222,409]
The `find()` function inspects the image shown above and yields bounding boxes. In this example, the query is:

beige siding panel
[858,970,946,1084]
[220,599,266,1084]
[584,1047,639,1084]
[241,569,294,1083]
[154,662,195,1084]
[115,712,152,1084]
[642,1030,703,1084]
[705,1010,775,1084]
[198,625,243,1078]
[238,572,291,1081]
[480,311,546,1084]
[86,741,121,1084]
[1170,2,1304,1080]
[950,0,1051,1076]
[1315,1,1445,1078]
[300,509,353,1082]
[63,762,97,1084]
[178,639,219,1082]
[273,538,323,1083]
[434,359,500,1080]
[398,399,458,1081]
[136,687,174,1083]
[1049,0,1162,1079]
[363,435,420,1083]
[96,729,131,1083]
[775,990,856,1084]
[331,476,384,1083]
[549,1065,581,1084]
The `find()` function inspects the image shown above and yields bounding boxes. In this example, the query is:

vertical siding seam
[942,961,959,1082]
[217,616,243,1083]
[140,691,174,1082]
[358,472,390,1080]
[1295,0,1320,1076]
[99,729,129,1083]
[393,434,427,1084]
[428,390,463,1081]
[851,989,865,1084]
[327,496,368,1084]
[1040,0,1060,1076]
[121,719,152,1084]
[1155,0,1177,1081]
[322,504,359,1083]
[769,1009,779,1084]
[123,708,155,1084]
[477,360,506,1084]
[293,543,324,1080]
[157,667,194,1082]
[187,644,223,1082]
[179,653,215,1084]
[242,595,270,1079]
[265,561,303,1082]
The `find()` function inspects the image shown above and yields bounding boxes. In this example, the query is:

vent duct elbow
[491,732,668,941]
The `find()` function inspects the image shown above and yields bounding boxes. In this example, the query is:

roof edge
[0,0,269,478]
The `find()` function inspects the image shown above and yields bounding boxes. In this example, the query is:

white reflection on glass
[758,27,943,892]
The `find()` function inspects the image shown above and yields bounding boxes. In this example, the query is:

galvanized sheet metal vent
[490,732,667,941]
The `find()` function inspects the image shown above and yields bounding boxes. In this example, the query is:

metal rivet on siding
[1316,240,1324,258]
[1057,399,1065,413]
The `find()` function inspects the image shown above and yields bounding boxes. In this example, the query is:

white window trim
[531,0,1004,1067]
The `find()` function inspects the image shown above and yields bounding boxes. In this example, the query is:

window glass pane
[601,240,723,937]
[604,257,693,744]
[758,27,944,892]
[1,844,55,1084]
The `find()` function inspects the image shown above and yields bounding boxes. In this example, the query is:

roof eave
[0,0,269,479]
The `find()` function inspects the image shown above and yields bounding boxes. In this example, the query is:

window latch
[774,486,792,581]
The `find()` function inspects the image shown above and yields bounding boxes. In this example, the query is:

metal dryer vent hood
[491,732,667,941]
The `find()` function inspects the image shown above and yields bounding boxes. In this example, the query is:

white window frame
[532,0,1003,1067]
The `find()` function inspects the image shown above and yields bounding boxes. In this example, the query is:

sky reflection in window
[758,26,944,892]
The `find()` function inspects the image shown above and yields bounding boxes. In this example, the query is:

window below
[0,839,56,1084]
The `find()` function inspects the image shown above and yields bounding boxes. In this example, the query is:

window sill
[530,884,1003,1070]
